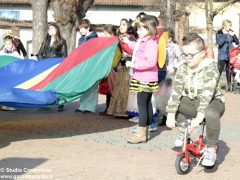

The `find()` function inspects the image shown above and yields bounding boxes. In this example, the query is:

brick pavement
[0,93,239,179]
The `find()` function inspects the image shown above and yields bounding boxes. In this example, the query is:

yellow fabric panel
[158,32,168,68]
[112,47,122,68]
[16,64,59,89]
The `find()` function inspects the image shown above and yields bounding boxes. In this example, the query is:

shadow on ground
[0,102,133,149]
[0,157,48,180]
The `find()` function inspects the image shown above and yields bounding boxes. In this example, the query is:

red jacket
[230,56,240,69]
[119,34,136,55]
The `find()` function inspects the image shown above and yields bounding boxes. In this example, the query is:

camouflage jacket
[166,59,225,114]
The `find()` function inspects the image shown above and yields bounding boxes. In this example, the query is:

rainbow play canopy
[0,37,118,108]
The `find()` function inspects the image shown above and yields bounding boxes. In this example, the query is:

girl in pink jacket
[123,15,158,144]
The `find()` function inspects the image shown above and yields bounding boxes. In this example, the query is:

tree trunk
[58,23,77,52]
[175,14,189,45]
[50,0,94,53]
[166,0,172,28]
[31,0,49,55]
[205,0,214,59]
[173,2,190,45]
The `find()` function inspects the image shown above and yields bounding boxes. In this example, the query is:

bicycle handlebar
[175,119,191,127]
[175,119,206,128]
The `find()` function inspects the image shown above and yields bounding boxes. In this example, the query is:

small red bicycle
[175,120,215,175]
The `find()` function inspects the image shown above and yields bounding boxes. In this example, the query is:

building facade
[0,0,240,56]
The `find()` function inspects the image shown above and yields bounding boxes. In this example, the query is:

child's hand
[126,61,134,68]
[31,56,38,61]
[121,37,129,44]
[168,67,175,74]
[188,126,196,134]
[190,113,204,128]
[166,113,176,128]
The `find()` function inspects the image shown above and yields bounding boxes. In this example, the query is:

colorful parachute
[0,37,118,108]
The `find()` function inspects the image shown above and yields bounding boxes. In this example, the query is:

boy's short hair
[182,32,205,51]
[79,19,91,29]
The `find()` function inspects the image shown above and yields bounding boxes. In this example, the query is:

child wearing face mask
[0,35,22,58]
[0,35,23,111]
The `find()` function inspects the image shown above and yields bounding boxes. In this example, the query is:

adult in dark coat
[216,19,239,91]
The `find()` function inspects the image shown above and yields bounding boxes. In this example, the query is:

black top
[38,38,68,59]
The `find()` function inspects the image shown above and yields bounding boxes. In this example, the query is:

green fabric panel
[0,55,20,67]
[43,43,118,104]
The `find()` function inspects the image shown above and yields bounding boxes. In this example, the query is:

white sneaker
[201,147,217,167]
[1,106,16,111]
[174,132,185,147]
[129,116,139,123]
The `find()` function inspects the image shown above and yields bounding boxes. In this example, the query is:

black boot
[58,105,64,111]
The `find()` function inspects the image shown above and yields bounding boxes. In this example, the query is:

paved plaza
[0,92,239,180]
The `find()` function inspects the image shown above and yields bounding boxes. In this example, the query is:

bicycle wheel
[175,154,191,175]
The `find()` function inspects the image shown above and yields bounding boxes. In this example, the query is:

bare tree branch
[50,0,95,52]
[212,0,238,17]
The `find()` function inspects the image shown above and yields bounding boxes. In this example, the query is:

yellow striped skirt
[129,78,158,92]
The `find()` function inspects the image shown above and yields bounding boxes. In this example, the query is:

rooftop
[0,0,157,6]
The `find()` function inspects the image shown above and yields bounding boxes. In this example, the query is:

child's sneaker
[129,116,139,123]
[130,123,157,133]
[174,132,185,147]
[1,106,16,111]
[201,147,217,167]
[149,123,158,132]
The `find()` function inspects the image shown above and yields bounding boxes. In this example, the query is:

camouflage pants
[158,95,225,147]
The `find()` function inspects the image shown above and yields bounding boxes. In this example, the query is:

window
[0,10,20,20]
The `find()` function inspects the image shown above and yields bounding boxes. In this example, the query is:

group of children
[102,14,227,167]
[1,13,235,168]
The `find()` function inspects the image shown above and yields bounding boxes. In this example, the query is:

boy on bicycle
[158,32,225,167]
